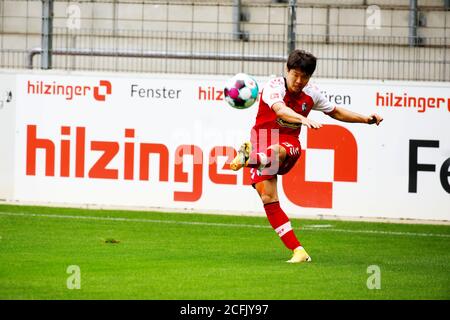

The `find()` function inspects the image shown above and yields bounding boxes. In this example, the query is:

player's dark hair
[286,49,317,76]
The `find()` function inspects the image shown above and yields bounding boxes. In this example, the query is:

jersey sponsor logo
[276,118,301,129]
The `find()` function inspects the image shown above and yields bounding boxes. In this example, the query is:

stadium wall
[0,74,15,200]
[1,1,449,81]
[0,69,449,222]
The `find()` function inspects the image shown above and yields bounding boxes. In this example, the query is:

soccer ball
[223,73,259,109]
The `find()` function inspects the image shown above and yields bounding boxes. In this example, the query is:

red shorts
[249,132,301,186]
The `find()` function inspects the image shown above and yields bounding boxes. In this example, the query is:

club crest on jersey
[301,102,307,112]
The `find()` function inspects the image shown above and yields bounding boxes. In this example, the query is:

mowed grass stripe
[1,205,449,299]
[1,211,449,238]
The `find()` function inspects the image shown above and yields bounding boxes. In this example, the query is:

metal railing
[1,0,449,81]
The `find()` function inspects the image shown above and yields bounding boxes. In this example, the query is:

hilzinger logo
[25,123,357,207]
[27,79,112,101]
[283,125,358,208]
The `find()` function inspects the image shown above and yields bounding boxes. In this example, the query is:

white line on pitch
[0,211,449,238]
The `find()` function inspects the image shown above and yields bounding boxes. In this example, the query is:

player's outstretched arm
[273,102,322,129]
[329,107,383,126]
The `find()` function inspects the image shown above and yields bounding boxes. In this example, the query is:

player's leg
[255,177,311,263]
[232,137,311,263]
[230,143,285,173]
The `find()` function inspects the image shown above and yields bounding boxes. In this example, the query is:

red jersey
[252,77,336,138]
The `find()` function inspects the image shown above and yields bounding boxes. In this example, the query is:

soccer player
[230,49,383,263]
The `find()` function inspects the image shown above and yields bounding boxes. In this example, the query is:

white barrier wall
[0,74,15,200]
[0,70,449,221]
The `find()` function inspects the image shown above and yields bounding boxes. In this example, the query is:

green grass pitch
[0,204,449,300]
